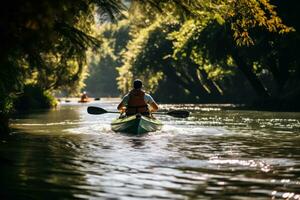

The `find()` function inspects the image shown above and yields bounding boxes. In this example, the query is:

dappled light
[1,103,299,199]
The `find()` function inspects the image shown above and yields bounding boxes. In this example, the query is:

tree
[84,20,130,97]
[0,0,126,133]
[116,0,297,106]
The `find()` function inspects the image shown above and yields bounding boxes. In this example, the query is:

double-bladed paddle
[87,106,189,118]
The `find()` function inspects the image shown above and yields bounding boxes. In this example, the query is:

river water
[1,101,300,199]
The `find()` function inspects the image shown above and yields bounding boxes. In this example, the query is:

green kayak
[111,115,162,134]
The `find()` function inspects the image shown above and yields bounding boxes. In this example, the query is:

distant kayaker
[79,91,89,103]
[82,91,88,99]
[117,79,159,116]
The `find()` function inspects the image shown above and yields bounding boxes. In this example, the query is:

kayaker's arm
[117,95,129,113]
[117,102,126,112]
[144,93,158,112]
[149,102,159,112]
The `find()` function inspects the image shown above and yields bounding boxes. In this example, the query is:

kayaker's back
[117,79,159,117]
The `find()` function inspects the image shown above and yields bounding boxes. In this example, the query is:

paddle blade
[167,110,190,118]
[87,106,108,115]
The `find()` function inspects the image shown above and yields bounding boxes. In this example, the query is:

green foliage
[14,84,58,111]
[141,0,293,45]
[114,0,299,105]
[85,55,120,97]
[117,19,167,93]
[84,19,130,97]
[1,0,300,136]
[0,0,126,133]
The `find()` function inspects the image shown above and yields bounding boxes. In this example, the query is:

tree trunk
[198,68,222,96]
[161,62,209,98]
[232,49,270,98]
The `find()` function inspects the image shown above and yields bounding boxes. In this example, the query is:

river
[1,101,300,199]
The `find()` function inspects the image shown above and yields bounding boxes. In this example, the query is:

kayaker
[80,91,88,102]
[117,79,159,116]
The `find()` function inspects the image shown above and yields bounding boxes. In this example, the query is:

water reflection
[1,103,300,199]
[127,138,146,148]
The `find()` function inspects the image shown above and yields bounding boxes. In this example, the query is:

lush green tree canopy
[0,0,126,132]
[114,0,299,107]
[84,19,130,97]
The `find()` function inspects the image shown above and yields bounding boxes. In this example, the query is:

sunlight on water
[1,102,300,199]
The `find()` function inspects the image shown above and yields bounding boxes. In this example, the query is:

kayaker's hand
[120,107,126,113]
[149,102,158,112]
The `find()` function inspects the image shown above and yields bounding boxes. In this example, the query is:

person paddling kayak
[78,91,89,103]
[117,79,159,116]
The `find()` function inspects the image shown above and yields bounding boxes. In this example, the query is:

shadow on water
[0,105,89,199]
[0,134,93,199]
[127,138,146,148]
[1,103,300,199]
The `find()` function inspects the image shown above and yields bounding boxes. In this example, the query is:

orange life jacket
[81,94,87,101]
[126,89,149,115]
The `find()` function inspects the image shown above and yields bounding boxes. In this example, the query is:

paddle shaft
[87,106,189,118]
[104,111,120,114]
[103,111,166,115]
[92,110,164,115]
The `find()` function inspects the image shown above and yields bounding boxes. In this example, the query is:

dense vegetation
[115,1,299,107]
[0,0,126,132]
[85,1,299,108]
[1,0,299,133]
[84,20,130,97]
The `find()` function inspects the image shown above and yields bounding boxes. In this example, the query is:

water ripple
[2,104,300,199]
